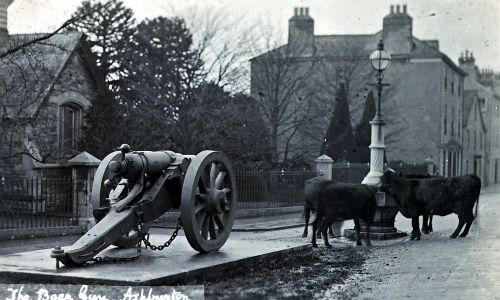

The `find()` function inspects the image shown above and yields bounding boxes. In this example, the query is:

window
[474,131,477,150]
[444,68,448,91]
[467,130,470,149]
[59,103,83,153]
[444,103,448,134]
[451,107,455,136]
[451,75,455,95]
[475,102,478,121]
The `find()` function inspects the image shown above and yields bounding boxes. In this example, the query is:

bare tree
[176,6,255,93]
[250,24,320,166]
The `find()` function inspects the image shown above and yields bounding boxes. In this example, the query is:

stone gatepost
[314,155,344,237]
[68,151,101,231]
[315,154,333,179]
[425,157,435,175]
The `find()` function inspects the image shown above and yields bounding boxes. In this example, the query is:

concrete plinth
[0,234,308,285]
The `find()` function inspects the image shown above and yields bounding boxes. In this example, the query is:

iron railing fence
[234,170,319,209]
[0,176,82,229]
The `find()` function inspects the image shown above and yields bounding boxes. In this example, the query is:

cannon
[51,144,237,267]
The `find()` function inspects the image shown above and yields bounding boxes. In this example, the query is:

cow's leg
[410,217,421,240]
[429,214,433,232]
[422,214,430,234]
[311,214,322,247]
[459,214,475,238]
[317,218,323,239]
[354,219,362,246]
[321,218,333,248]
[450,217,466,239]
[328,224,335,238]
[364,220,372,247]
[302,207,310,237]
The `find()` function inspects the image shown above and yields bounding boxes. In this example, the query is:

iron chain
[85,217,182,265]
[139,217,183,251]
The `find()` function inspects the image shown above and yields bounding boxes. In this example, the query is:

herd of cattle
[303,169,482,248]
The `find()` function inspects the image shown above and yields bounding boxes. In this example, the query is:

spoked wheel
[181,151,237,253]
[91,151,150,248]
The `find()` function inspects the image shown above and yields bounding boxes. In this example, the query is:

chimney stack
[383,4,413,54]
[289,7,315,56]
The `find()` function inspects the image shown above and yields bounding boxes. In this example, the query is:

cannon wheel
[91,151,149,248]
[181,151,237,253]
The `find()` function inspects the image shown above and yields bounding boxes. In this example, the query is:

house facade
[0,0,104,177]
[250,4,466,177]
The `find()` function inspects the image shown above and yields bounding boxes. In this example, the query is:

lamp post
[362,40,391,185]
[346,40,405,240]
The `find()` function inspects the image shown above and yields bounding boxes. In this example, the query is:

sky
[7,0,500,71]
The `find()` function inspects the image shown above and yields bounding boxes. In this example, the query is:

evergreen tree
[68,0,135,90]
[321,82,358,162]
[80,87,125,159]
[355,90,376,162]
[118,17,204,152]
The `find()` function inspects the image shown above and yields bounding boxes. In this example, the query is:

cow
[380,169,481,240]
[302,177,334,238]
[402,173,442,234]
[309,181,377,248]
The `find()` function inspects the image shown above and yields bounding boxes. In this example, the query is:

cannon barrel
[109,151,176,180]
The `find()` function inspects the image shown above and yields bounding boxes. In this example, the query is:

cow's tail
[472,175,481,219]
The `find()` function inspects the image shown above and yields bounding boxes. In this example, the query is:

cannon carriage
[51,144,237,267]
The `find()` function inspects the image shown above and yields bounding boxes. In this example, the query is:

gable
[0,31,83,119]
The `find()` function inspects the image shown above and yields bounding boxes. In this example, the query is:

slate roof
[0,31,83,118]
[251,31,466,76]
[463,90,487,131]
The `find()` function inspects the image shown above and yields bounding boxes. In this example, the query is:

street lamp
[347,40,403,240]
[362,40,391,185]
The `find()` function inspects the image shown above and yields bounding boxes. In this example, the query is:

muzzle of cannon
[51,144,237,267]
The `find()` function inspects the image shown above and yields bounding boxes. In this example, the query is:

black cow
[380,170,481,240]
[302,177,334,238]
[402,174,442,234]
[309,181,377,248]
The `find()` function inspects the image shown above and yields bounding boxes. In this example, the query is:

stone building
[250,4,466,177]
[0,0,104,177]
[461,54,500,184]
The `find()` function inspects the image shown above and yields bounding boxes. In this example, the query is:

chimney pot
[300,7,304,16]
[396,5,401,14]
[305,7,309,16]
[390,5,394,14]
[403,4,407,14]
[294,7,298,16]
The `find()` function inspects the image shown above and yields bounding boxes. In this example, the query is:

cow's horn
[386,168,396,174]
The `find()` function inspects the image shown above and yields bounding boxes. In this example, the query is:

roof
[463,90,487,131]
[0,31,83,118]
[250,31,466,76]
